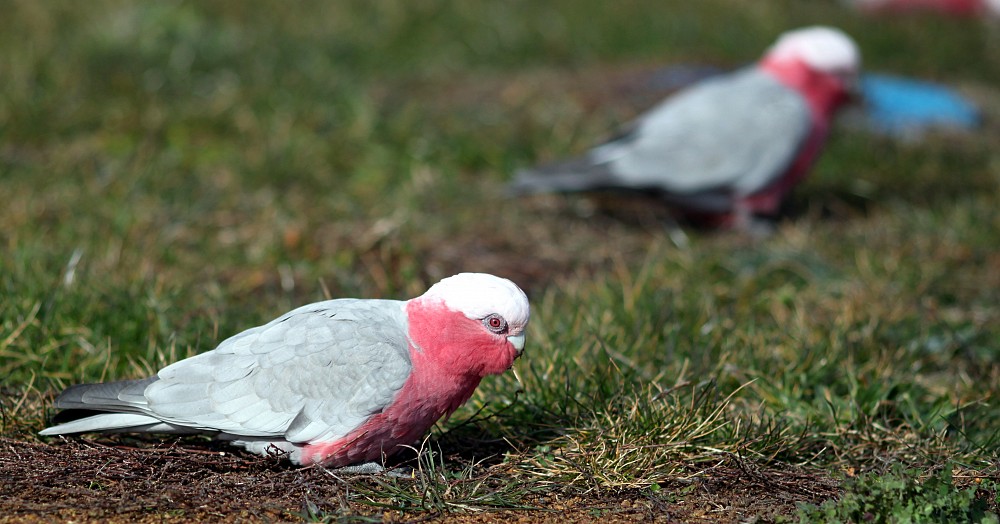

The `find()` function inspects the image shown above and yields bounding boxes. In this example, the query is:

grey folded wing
[511,67,812,209]
[43,299,413,443]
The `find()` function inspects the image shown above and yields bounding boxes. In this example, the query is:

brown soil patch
[0,437,839,523]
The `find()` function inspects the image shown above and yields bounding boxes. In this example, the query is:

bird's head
[407,273,530,377]
[762,26,862,113]
[764,26,861,92]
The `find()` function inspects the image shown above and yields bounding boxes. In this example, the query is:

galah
[40,273,530,468]
[845,0,1000,17]
[509,26,862,229]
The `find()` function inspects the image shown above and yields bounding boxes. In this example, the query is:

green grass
[795,465,999,524]
[2,0,999,521]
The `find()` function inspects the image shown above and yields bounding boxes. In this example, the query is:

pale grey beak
[507,333,525,354]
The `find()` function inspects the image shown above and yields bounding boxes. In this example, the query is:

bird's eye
[483,314,507,334]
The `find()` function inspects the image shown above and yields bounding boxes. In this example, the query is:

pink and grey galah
[509,26,862,229]
[40,273,530,468]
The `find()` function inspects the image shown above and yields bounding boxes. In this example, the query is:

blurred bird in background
[510,26,862,232]
[844,0,1000,17]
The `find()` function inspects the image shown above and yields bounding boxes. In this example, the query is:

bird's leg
[732,201,776,238]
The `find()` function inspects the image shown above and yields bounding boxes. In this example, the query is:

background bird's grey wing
[507,125,639,195]
[139,298,413,442]
[608,67,812,197]
[508,157,618,195]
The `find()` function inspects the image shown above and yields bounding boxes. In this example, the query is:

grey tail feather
[41,376,203,436]
[46,377,160,430]
[511,157,739,214]
[51,377,157,413]
[507,156,619,196]
[39,413,200,436]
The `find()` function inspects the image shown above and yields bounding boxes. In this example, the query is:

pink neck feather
[735,57,851,215]
[297,298,516,466]
[760,57,850,120]
[405,298,518,378]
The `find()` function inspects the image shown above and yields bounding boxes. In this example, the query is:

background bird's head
[762,26,863,113]
[764,26,862,90]
[408,273,530,377]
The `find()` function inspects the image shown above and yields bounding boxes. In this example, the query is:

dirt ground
[0,436,841,523]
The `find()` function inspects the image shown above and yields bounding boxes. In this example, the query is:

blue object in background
[861,73,980,137]
[640,66,981,140]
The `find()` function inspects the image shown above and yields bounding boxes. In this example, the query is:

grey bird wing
[41,299,413,444]
[510,67,812,210]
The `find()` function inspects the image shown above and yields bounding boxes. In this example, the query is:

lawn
[1,1,999,522]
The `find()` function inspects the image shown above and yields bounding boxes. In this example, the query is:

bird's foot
[737,216,777,238]
[730,204,776,238]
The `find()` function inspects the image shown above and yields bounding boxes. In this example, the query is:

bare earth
[0,436,845,523]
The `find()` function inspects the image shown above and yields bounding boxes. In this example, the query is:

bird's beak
[507,333,525,355]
